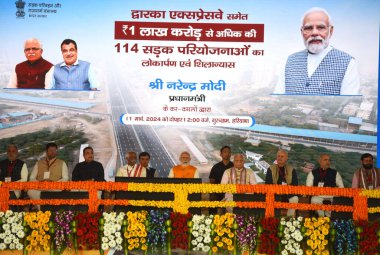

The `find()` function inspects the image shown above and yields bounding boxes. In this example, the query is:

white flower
[286,222,292,227]
[104,229,111,237]
[204,236,211,243]
[196,236,203,242]
[197,243,204,248]
[109,240,116,248]
[4,230,11,236]
[205,218,212,225]
[0,243,5,250]
[116,237,123,245]
[2,224,10,231]
[16,243,23,250]
[202,246,210,252]
[192,231,199,237]
[9,243,15,249]
[101,243,109,250]
[296,249,303,255]
[115,232,121,238]
[297,216,303,222]
[0,212,4,217]
[108,235,115,240]
[4,237,12,244]
[16,231,24,239]
[281,250,288,255]
[0,233,5,239]
[5,211,12,217]
[191,240,198,246]
[289,226,296,232]
[102,237,109,243]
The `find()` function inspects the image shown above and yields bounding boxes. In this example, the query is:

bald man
[266,150,299,216]
[117,151,146,177]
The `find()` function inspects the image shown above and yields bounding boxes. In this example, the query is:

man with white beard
[274,7,360,95]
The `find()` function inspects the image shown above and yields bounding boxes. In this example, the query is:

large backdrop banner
[0,0,379,185]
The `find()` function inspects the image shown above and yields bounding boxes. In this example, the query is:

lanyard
[319,168,328,182]
[7,161,16,177]
[46,158,57,170]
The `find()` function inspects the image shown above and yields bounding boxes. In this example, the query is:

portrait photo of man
[274,7,360,96]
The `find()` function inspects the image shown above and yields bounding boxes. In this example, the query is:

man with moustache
[0,144,28,199]
[8,38,53,89]
[306,154,344,217]
[117,151,146,177]
[45,39,99,90]
[28,143,69,208]
[209,146,233,214]
[352,153,380,190]
[265,149,298,216]
[221,154,257,202]
[168,151,199,178]
[274,7,360,95]
[72,146,105,182]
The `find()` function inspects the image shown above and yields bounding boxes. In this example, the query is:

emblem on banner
[15,0,26,18]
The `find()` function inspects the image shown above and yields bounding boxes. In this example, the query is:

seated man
[139,152,157,178]
[221,154,257,202]
[168,151,199,178]
[352,153,380,189]
[265,149,298,216]
[0,144,28,199]
[72,146,105,181]
[28,143,69,208]
[306,154,344,217]
[117,151,146,177]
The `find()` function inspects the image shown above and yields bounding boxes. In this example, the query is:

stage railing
[0,181,379,220]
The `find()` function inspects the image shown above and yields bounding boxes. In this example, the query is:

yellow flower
[322,240,328,245]
[307,239,314,247]
[31,240,37,246]
[214,236,220,242]
[128,245,134,250]
[140,238,146,244]
[322,251,329,255]
[212,246,218,253]
[227,245,234,251]
[141,244,147,251]
[217,241,223,247]
[318,244,325,250]
[43,244,50,251]
[306,250,313,255]
[228,232,234,238]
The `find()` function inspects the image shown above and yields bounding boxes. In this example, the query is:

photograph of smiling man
[45,39,100,90]
[274,7,360,95]
[7,38,53,89]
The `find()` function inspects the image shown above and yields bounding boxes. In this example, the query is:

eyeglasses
[302,25,330,34]
[24,47,41,52]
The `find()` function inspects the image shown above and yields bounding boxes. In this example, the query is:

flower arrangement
[146,210,170,249]
[190,214,213,253]
[332,219,356,255]
[258,217,280,255]
[74,212,101,250]
[356,220,379,255]
[124,211,148,251]
[101,212,124,251]
[279,217,304,255]
[211,213,235,254]
[169,212,191,250]
[0,210,24,250]
[24,211,51,252]
[53,211,74,254]
[303,217,330,255]
[235,214,257,254]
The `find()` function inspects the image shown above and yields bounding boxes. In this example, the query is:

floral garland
[124,211,148,251]
[53,211,74,254]
[101,212,124,251]
[332,219,356,255]
[356,220,379,255]
[0,210,24,250]
[258,217,280,255]
[190,214,213,253]
[170,212,191,250]
[211,213,235,254]
[24,211,51,252]
[147,210,170,249]
[304,217,329,255]
[279,217,303,255]
[74,212,101,250]
[235,214,257,253]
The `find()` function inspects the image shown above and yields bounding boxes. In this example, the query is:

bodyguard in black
[139,152,156,178]
[72,146,105,181]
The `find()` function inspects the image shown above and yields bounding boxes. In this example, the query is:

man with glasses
[8,38,53,89]
[45,39,100,90]
[274,7,360,95]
